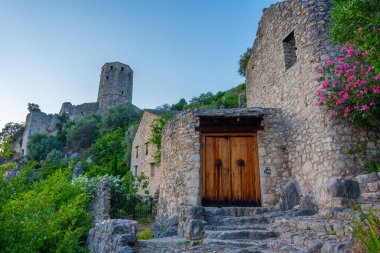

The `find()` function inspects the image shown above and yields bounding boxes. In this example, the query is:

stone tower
[97,62,133,112]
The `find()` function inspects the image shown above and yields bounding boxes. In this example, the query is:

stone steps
[274,217,352,236]
[205,229,278,240]
[205,224,268,231]
[207,215,269,226]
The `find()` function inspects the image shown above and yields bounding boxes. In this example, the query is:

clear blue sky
[0,0,280,129]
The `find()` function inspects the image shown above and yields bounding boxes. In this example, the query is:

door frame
[201,132,262,207]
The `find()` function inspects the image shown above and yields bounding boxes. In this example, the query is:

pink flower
[325,60,334,67]
[358,27,363,33]
[315,90,321,97]
[321,96,326,102]
[344,107,350,113]
[343,93,348,99]
[347,75,356,82]
[321,81,328,89]
[372,75,380,80]
[315,67,323,74]
[361,105,369,111]
[344,113,349,118]
[370,101,375,106]
[354,106,359,109]
[346,48,354,58]
[336,99,345,105]
[332,81,337,86]
[337,58,344,63]
[341,46,347,52]
[364,50,370,55]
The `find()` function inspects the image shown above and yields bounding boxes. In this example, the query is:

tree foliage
[27,133,62,162]
[90,128,128,176]
[329,0,380,72]
[99,104,141,134]
[27,103,41,113]
[238,48,252,77]
[0,169,91,253]
[66,114,100,151]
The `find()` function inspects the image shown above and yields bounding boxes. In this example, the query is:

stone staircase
[201,207,356,253]
[136,207,357,253]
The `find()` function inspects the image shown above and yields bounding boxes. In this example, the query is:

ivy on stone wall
[150,114,172,165]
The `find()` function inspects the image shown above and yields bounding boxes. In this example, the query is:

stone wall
[246,0,380,208]
[97,62,133,112]
[20,111,61,155]
[59,102,98,120]
[158,110,201,220]
[91,179,112,225]
[131,111,161,196]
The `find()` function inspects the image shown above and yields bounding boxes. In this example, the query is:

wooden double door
[201,133,261,206]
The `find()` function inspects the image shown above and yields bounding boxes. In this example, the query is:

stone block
[356,173,379,184]
[279,179,300,211]
[327,178,360,199]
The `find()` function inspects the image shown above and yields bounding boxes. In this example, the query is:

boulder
[279,180,300,211]
[70,152,79,160]
[88,219,137,253]
[328,178,360,199]
[151,215,179,238]
[72,162,83,177]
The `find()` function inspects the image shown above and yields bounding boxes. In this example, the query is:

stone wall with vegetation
[131,111,161,196]
[21,111,61,156]
[246,0,380,208]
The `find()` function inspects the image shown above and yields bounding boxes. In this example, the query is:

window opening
[150,163,155,177]
[135,146,139,158]
[145,142,149,155]
[283,31,297,70]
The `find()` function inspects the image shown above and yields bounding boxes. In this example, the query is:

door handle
[237,159,245,169]
[215,159,222,170]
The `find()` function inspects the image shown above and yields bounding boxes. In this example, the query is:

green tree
[27,133,62,162]
[99,104,141,134]
[238,47,252,77]
[329,0,380,71]
[170,98,187,111]
[0,169,91,253]
[27,103,41,113]
[90,128,127,176]
[66,114,100,151]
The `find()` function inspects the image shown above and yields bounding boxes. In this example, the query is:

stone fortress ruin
[15,62,135,156]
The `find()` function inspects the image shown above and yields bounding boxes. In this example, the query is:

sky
[0,0,280,130]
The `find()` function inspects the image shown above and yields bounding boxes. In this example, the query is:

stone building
[17,62,136,155]
[157,0,380,228]
[131,109,178,196]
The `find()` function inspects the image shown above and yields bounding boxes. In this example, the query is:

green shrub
[66,114,100,151]
[90,128,127,176]
[137,230,153,240]
[99,104,141,134]
[351,206,380,252]
[27,133,63,162]
[367,160,380,173]
[238,47,252,77]
[329,0,380,72]
[0,169,91,253]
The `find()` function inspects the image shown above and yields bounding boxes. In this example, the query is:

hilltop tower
[97,62,133,112]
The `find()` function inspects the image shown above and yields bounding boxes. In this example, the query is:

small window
[283,31,297,70]
[106,76,109,80]
[145,142,149,155]
[121,67,124,71]
[134,166,138,176]
[122,91,124,95]
[150,163,155,177]
[110,66,113,70]
[135,146,139,158]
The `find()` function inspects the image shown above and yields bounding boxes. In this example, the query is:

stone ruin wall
[158,110,201,220]
[246,0,380,208]
[20,111,61,156]
[131,111,161,196]
[59,102,99,120]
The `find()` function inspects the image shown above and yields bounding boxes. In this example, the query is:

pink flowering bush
[315,43,380,127]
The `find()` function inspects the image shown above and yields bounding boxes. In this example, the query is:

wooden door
[202,134,261,206]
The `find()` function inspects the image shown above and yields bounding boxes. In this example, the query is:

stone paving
[135,207,359,253]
